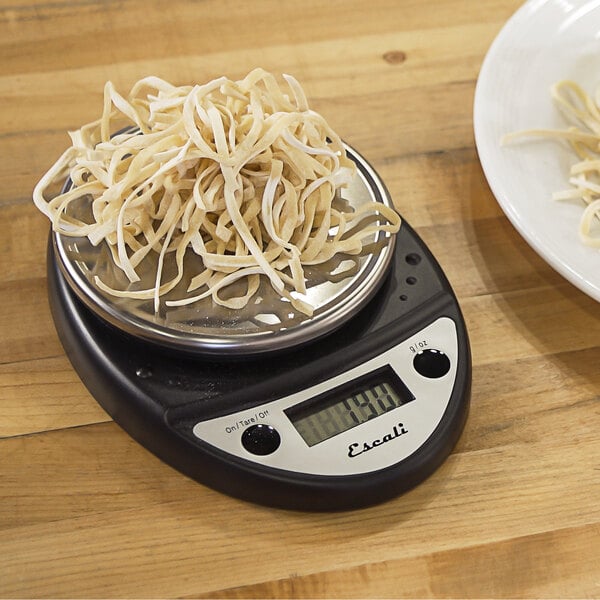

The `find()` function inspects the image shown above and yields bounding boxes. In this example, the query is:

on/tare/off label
[224,409,270,434]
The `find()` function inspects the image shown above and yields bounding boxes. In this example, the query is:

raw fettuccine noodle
[33,69,400,316]
[502,79,600,248]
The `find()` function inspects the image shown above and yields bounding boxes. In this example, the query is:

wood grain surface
[1,0,599,597]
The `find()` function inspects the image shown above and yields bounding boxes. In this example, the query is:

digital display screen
[284,366,415,447]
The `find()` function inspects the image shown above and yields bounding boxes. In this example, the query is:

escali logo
[347,423,408,458]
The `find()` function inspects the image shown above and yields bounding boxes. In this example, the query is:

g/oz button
[241,424,281,455]
[413,349,451,378]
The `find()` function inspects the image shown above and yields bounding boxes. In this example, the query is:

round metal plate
[53,144,398,355]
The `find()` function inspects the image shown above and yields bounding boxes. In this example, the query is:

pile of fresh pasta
[502,80,600,248]
[33,69,400,316]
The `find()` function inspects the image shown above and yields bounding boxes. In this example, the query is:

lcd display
[285,365,415,447]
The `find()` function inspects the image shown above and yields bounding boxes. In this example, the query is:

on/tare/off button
[241,424,281,455]
[413,349,451,378]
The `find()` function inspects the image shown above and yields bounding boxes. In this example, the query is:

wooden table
[1,0,599,597]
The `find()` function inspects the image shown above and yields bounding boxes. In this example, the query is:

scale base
[47,220,470,511]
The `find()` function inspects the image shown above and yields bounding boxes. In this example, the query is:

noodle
[502,80,600,247]
[33,69,401,316]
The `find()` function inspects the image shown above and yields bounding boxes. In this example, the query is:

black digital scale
[47,145,471,511]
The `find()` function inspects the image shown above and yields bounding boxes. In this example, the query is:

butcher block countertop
[1,0,599,597]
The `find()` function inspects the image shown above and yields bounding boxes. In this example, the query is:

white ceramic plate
[474,0,600,301]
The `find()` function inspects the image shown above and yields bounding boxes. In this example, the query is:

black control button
[241,424,281,455]
[413,349,451,378]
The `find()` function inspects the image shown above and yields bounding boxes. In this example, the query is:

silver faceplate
[192,317,458,475]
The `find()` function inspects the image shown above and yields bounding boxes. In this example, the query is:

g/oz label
[409,340,428,353]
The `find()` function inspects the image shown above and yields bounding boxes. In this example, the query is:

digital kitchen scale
[46,145,471,511]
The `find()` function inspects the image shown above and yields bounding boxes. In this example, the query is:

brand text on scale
[348,422,408,458]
